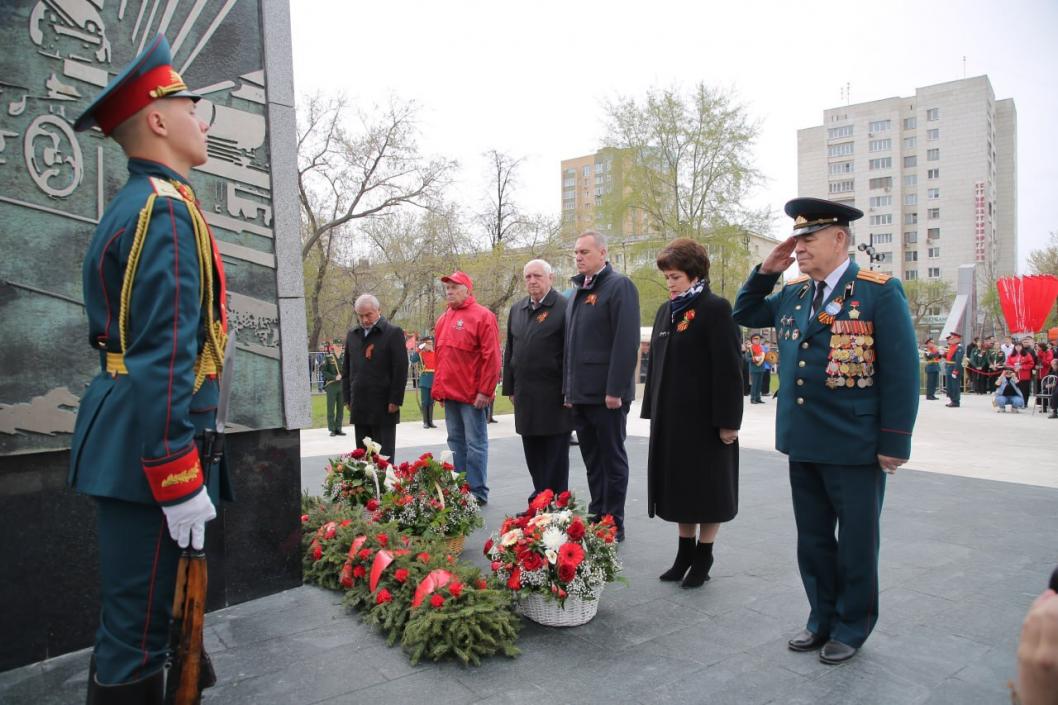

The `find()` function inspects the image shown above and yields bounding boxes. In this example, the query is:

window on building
[869,195,892,208]
[869,176,893,189]
[928,246,941,258]
[829,180,855,194]
[904,174,918,187]
[869,214,892,225]
[872,232,893,244]
[927,108,940,121]
[927,227,941,240]
[927,188,940,200]
[903,136,917,149]
[928,207,940,219]
[904,230,918,244]
[927,128,940,141]
[905,269,918,280]
[869,138,892,152]
[927,148,940,161]
[905,212,918,225]
[828,142,855,157]
[868,119,891,132]
[903,155,917,168]
[583,165,591,177]
[928,267,941,278]
[829,161,854,175]
[904,194,918,206]
[927,168,940,179]
[905,250,918,262]
[904,116,917,130]
[869,157,892,170]
[828,125,854,139]
[877,252,893,263]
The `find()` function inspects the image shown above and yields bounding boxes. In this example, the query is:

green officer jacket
[321,352,342,387]
[733,261,920,465]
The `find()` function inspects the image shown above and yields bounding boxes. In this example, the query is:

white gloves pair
[162,489,216,550]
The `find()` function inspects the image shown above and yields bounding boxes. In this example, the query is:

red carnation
[521,552,545,572]
[394,568,409,583]
[376,588,393,604]
[310,541,322,562]
[352,565,366,579]
[460,483,471,494]
[375,456,389,469]
[339,563,353,588]
[417,552,431,563]
[365,498,379,511]
[483,538,494,555]
[323,522,338,540]
[507,566,522,590]
[558,542,585,569]
[350,448,366,459]
[490,561,502,572]
[476,579,488,590]
[358,548,372,560]
[566,517,586,541]
[376,533,388,546]
[339,519,352,527]
[430,594,445,608]
[556,490,571,508]
[557,562,576,583]
[529,489,554,513]
[448,581,464,598]
[420,452,433,460]
[558,588,567,599]
[300,514,309,523]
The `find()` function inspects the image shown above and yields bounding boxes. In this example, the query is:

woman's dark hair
[656,238,710,283]
[924,337,934,345]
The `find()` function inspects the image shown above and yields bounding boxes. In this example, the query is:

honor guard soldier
[68,35,232,703]
[944,331,964,407]
[322,339,346,436]
[733,197,919,664]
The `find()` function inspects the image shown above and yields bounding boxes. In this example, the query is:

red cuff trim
[880,428,912,436]
[143,446,204,503]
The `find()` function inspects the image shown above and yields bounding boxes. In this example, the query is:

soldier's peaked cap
[73,34,199,136]
[785,197,863,237]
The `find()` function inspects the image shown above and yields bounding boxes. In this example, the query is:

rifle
[165,550,216,705]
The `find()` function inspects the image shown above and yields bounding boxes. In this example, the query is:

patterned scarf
[669,280,705,324]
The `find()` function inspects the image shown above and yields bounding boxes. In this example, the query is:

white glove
[162,489,216,550]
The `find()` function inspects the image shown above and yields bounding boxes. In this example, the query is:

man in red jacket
[432,272,500,504]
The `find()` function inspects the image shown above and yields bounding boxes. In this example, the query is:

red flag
[996,275,1058,334]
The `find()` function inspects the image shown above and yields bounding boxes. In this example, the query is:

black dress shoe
[329,431,336,437]
[335,430,346,436]
[945,403,959,407]
[819,639,858,664]
[787,629,827,652]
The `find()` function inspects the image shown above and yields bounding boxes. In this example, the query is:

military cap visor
[73,34,200,135]
[784,197,864,237]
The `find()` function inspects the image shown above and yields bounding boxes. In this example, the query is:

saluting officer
[733,197,919,664]
[68,35,232,701]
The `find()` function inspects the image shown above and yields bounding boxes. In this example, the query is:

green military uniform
[322,342,345,435]
[944,334,964,407]
[67,35,232,700]
[923,343,942,399]
[734,197,919,657]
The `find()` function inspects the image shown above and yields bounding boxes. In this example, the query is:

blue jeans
[995,395,1024,409]
[444,401,488,501]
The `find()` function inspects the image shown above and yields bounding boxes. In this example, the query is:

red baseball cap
[441,271,473,291]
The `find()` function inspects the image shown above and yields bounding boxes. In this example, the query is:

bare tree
[297,94,454,347]
[478,150,525,250]
[903,279,956,333]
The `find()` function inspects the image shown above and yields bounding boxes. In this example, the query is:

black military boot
[86,668,164,705]
[659,535,695,581]
[681,542,714,588]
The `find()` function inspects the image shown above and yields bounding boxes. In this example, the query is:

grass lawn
[310,389,514,429]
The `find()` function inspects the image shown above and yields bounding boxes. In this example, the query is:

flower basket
[484,489,621,621]
[321,440,389,511]
[516,583,603,627]
[444,535,465,556]
[375,452,483,542]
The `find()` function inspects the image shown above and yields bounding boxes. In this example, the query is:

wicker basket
[443,534,465,557]
[516,584,604,627]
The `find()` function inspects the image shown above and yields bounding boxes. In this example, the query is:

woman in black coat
[641,238,744,588]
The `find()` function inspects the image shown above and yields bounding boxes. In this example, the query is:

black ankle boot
[681,542,714,588]
[86,668,164,705]
[659,536,695,581]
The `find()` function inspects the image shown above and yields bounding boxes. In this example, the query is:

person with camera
[994,365,1026,413]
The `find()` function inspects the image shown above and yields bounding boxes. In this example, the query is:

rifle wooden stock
[166,551,213,705]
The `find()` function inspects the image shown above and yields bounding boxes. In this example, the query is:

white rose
[362,436,382,456]
[541,527,567,552]
[500,529,523,546]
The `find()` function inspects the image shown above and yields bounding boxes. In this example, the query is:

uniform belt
[422,368,435,372]
[105,352,128,376]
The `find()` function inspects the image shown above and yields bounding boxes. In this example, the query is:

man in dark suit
[503,259,573,504]
[564,230,641,541]
[734,197,920,665]
[343,294,408,458]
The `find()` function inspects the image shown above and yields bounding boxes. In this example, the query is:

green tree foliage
[903,279,956,335]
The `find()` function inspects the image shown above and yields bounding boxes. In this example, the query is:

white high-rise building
[797,76,1016,319]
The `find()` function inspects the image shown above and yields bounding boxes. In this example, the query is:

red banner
[996,275,1058,334]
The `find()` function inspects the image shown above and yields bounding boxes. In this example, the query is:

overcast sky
[290,0,1058,271]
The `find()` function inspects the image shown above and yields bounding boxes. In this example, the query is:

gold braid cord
[118,186,228,393]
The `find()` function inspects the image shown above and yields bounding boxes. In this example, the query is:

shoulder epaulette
[785,274,810,287]
[148,176,185,200]
[856,270,892,285]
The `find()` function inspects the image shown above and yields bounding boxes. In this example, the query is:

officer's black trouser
[572,402,630,532]
[354,421,397,459]
[521,433,571,505]
[789,461,886,648]
[94,497,180,685]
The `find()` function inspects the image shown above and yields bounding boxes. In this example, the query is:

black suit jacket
[342,317,408,425]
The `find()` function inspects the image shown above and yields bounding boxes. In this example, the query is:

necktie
[583,275,593,289]
[811,281,826,317]
[530,300,539,311]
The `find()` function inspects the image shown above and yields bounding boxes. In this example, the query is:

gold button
[798,360,806,368]
[796,379,804,386]
[801,342,809,349]
[796,397,805,405]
